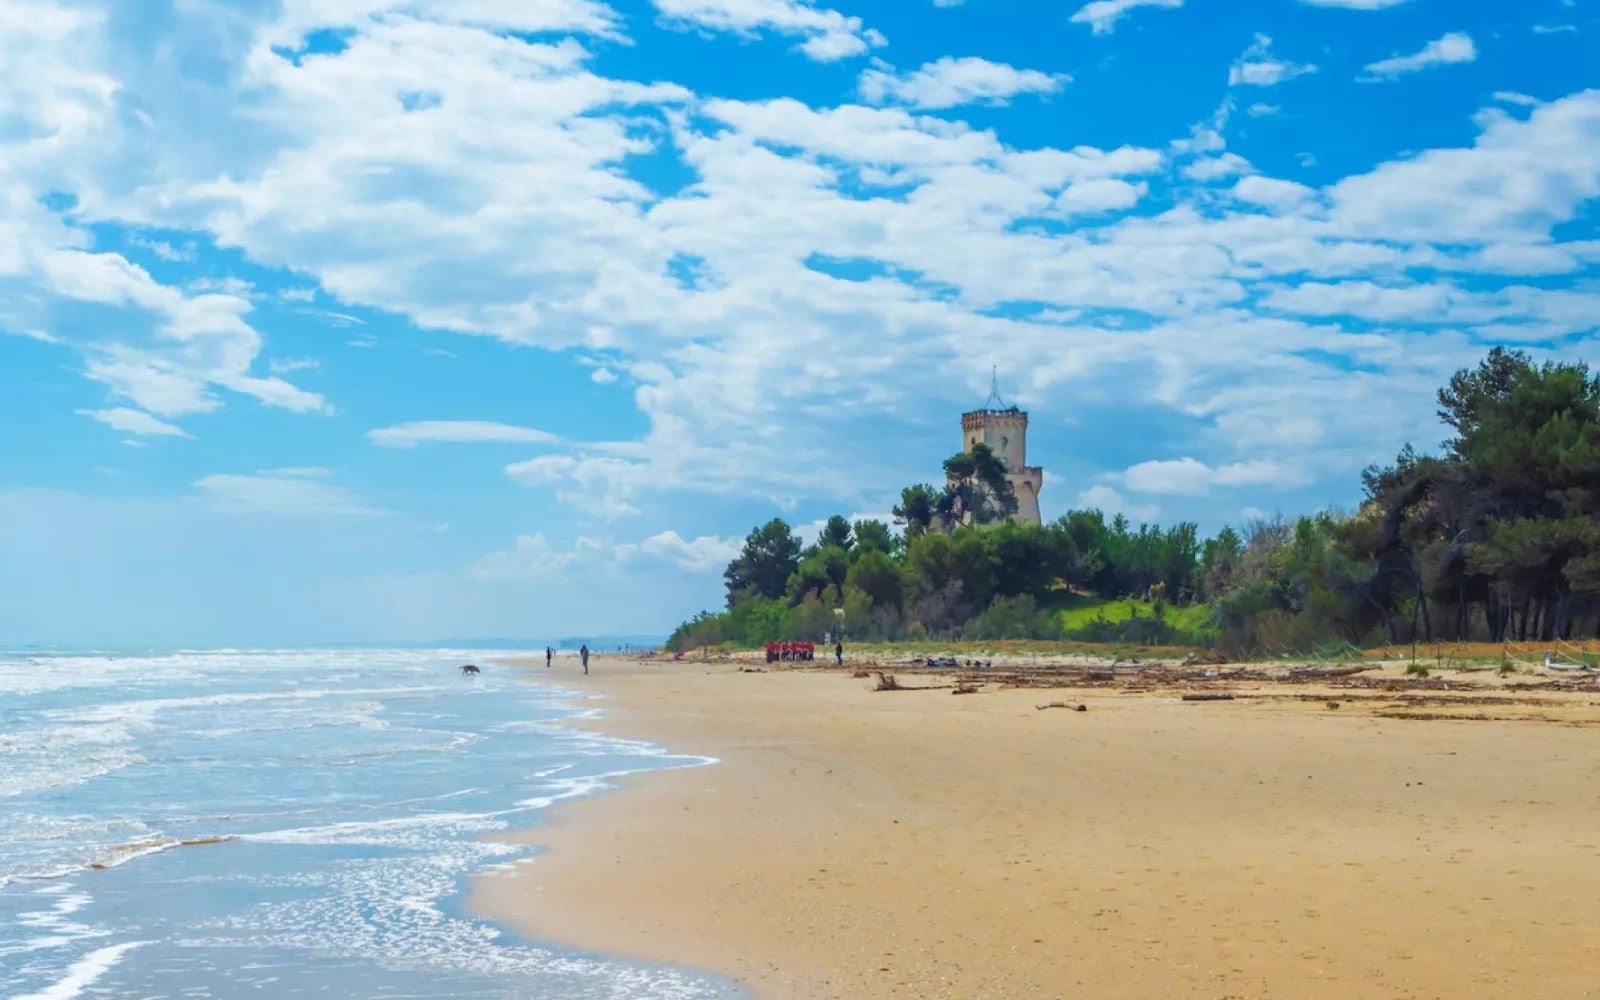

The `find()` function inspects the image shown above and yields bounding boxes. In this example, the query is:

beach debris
[1181,693,1235,702]
[1036,701,1087,712]
[850,669,871,679]
[1326,700,1341,710]
[874,672,903,691]
[1289,664,1378,680]
[953,682,980,695]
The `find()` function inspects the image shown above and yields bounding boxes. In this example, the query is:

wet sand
[471,655,1600,999]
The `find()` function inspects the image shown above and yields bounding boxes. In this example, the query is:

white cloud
[193,468,383,516]
[1360,32,1477,81]
[590,367,618,384]
[1076,485,1160,522]
[1182,152,1254,182]
[1123,457,1303,496]
[1299,0,1409,8]
[12,0,1597,553]
[473,532,577,579]
[1070,0,1182,35]
[1492,91,1541,107]
[1327,92,1600,242]
[652,0,885,61]
[505,454,645,519]
[859,57,1068,110]
[267,0,625,45]
[1055,178,1148,214]
[1231,175,1316,211]
[1229,34,1317,88]
[76,407,191,438]
[269,356,322,374]
[5,327,64,345]
[368,420,559,448]
[634,530,741,573]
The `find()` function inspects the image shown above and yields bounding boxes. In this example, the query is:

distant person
[580,643,590,675]
[545,646,553,669]
[835,641,843,666]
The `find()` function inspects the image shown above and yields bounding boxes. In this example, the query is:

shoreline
[471,653,1600,998]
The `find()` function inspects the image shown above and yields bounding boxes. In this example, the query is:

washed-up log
[1181,693,1236,702]
[1036,701,1087,712]
[1289,665,1378,679]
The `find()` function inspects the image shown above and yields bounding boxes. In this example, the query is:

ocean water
[0,648,739,999]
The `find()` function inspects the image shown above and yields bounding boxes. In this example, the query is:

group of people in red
[764,641,814,662]
[763,641,845,665]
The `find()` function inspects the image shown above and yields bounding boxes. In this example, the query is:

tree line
[667,350,1600,656]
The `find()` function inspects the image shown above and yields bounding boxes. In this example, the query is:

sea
[0,648,740,999]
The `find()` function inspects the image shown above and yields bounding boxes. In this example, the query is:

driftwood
[1289,664,1378,679]
[1181,693,1235,702]
[953,683,980,695]
[1036,701,1087,712]
[874,672,902,691]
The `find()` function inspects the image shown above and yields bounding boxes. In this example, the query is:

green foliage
[893,484,942,537]
[845,548,903,609]
[852,519,895,555]
[942,442,1018,524]
[724,519,801,606]
[786,544,850,605]
[819,515,854,551]
[965,594,1054,640]
[675,351,1600,656]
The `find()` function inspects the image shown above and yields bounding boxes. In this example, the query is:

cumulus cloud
[473,532,577,579]
[10,0,1600,551]
[859,57,1067,110]
[1076,485,1160,522]
[1360,32,1477,81]
[1231,175,1317,211]
[652,0,885,61]
[1123,458,1304,496]
[629,530,742,573]
[368,421,559,448]
[1070,0,1182,35]
[1229,34,1317,87]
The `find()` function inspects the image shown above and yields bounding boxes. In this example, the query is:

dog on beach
[460,664,480,675]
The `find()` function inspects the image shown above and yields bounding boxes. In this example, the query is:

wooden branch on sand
[1289,664,1378,679]
[1181,693,1236,702]
[1036,701,1087,712]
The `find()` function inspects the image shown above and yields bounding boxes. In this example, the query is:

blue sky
[2,0,1596,645]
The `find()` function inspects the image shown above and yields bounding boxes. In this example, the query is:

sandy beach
[472,653,1600,999]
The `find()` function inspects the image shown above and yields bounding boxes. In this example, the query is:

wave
[11,940,148,1000]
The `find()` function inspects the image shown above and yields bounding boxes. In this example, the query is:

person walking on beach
[835,641,844,666]
[579,643,590,675]
[545,645,553,669]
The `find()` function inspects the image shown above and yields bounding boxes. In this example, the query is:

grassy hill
[1046,595,1214,637]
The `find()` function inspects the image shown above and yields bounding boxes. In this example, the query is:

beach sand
[471,655,1600,998]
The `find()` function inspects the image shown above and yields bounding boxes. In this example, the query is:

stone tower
[958,373,1043,525]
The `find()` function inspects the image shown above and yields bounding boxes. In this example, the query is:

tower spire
[982,365,1008,410]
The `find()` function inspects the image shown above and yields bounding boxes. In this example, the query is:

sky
[1,0,1597,646]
